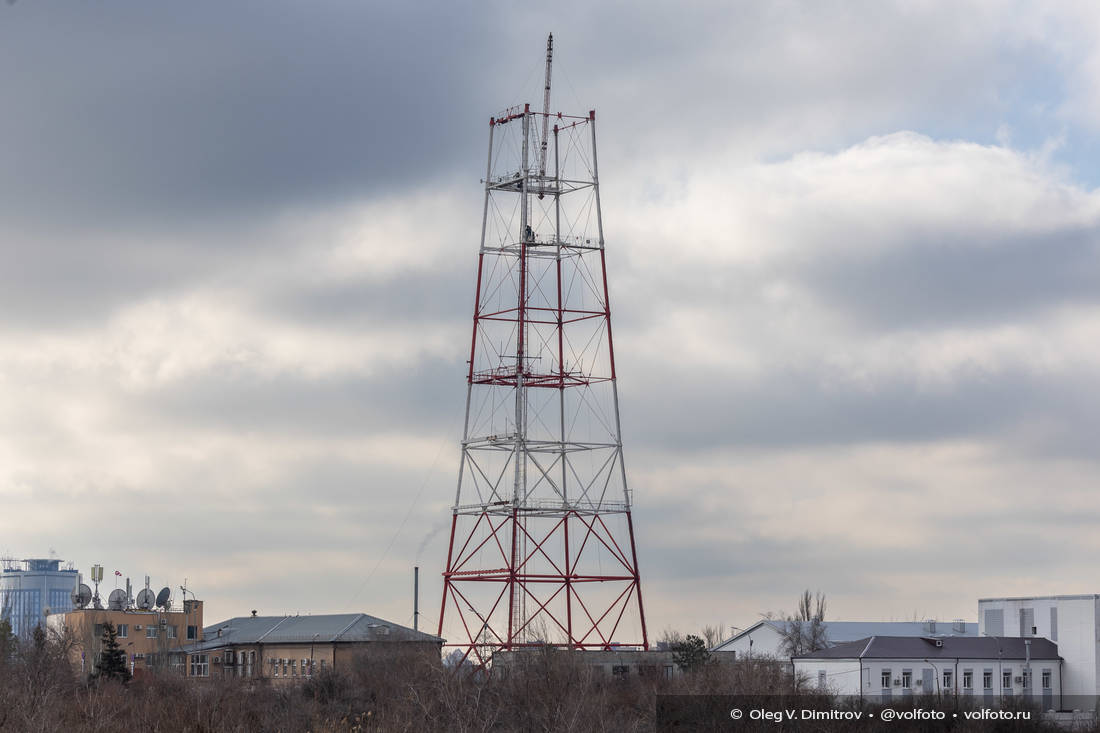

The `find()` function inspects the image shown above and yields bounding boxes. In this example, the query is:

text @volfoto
[730,708,1033,722]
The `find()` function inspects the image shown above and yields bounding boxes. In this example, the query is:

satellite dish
[156,587,171,609]
[136,588,155,610]
[71,584,92,609]
[108,589,127,611]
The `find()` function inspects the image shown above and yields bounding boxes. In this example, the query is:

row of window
[186,653,329,679]
[269,657,327,677]
[1,589,41,637]
[878,669,1051,690]
[610,664,675,679]
[93,622,194,639]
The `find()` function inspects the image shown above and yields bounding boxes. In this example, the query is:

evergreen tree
[671,634,711,672]
[0,617,14,666]
[92,621,130,683]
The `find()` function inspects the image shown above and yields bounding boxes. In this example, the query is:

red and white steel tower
[439,36,648,667]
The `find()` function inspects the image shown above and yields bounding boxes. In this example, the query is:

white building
[712,620,976,661]
[979,594,1100,700]
[793,636,1061,710]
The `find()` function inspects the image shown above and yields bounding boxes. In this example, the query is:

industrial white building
[793,636,1061,710]
[712,620,976,661]
[979,594,1100,701]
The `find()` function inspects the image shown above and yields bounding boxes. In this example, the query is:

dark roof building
[792,635,1062,707]
[180,612,443,680]
[795,635,1059,661]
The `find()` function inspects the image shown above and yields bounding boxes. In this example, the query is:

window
[1022,669,1031,688]
[901,670,912,689]
[319,660,327,671]
[166,625,176,639]
[302,658,310,677]
[963,670,973,690]
[881,669,892,688]
[189,654,209,677]
[290,659,297,677]
[248,651,255,677]
[943,670,953,689]
[818,671,826,688]
[1042,670,1051,689]
[271,658,279,677]
[983,671,993,690]
[663,665,674,680]
[146,626,158,638]
[1003,669,1012,689]
[187,625,197,640]
[282,659,288,677]
[116,624,128,638]
[94,624,105,638]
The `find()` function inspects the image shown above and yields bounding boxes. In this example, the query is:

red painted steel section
[467,252,485,383]
[439,104,647,668]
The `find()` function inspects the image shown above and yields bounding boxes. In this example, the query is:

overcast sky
[3,1,1100,638]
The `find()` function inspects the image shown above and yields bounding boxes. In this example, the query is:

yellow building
[180,612,443,680]
[48,599,205,678]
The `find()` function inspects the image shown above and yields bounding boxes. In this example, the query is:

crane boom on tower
[538,33,553,178]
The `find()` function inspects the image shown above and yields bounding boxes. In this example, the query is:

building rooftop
[794,635,1059,661]
[978,594,1100,602]
[713,620,977,651]
[2,558,75,573]
[184,613,443,652]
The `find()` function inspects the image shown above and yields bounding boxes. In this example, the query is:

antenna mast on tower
[538,33,553,179]
[438,35,648,670]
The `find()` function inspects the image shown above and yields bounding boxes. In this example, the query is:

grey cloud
[265,266,473,329]
[803,230,1100,331]
[123,358,466,438]
[0,3,501,228]
[620,363,1034,452]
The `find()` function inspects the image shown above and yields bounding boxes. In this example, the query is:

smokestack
[414,566,420,632]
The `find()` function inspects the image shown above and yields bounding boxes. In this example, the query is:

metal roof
[712,620,977,651]
[978,594,1100,602]
[181,613,443,653]
[794,635,1059,661]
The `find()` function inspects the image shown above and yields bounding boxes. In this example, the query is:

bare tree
[700,624,726,649]
[780,590,828,657]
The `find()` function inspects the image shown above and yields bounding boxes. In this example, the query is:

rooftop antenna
[136,576,155,611]
[107,589,126,611]
[90,564,104,609]
[71,583,92,610]
[537,32,553,180]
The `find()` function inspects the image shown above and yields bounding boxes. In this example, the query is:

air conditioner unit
[894,679,902,686]
[135,625,142,630]
[1015,676,1024,684]
[213,656,221,664]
